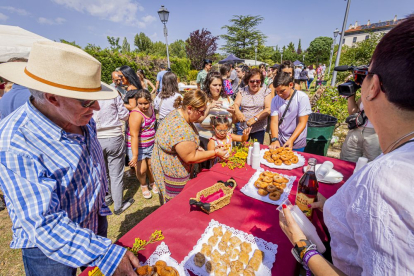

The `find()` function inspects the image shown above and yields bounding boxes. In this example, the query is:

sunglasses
[77,99,96,108]
[193,107,206,116]
[249,80,261,84]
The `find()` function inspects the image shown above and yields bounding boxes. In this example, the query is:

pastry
[194,252,206,267]
[274,159,283,166]
[201,243,212,257]
[213,226,224,237]
[229,236,242,246]
[136,265,155,275]
[208,235,219,247]
[159,266,179,276]
[222,230,232,242]
[205,261,213,273]
[269,192,281,201]
[248,257,261,271]
[291,156,299,164]
[252,249,264,260]
[228,247,240,259]
[220,252,231,266]
[257,188,268,196]
[271,154,279,160]
[284,160,292,165]
[265,156,274,163]
[230,260,244,272]
[243,265,256,276]
[266,184,277,193]
[211,249,221,263]
[262,176,272,183]
[155,260,167,267]
[263,171,273,178]
[238,251,250,265]
[218,240,227,252]
[240,242,252,253]
[228,272,240,276]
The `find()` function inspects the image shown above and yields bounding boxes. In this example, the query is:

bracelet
[302,250,321,276]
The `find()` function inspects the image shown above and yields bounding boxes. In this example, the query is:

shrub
[187,70,199,81]
[312,86,349,126]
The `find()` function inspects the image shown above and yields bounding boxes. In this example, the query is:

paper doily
[240,168,296,205]
[181,219,278,276]
[142,242,188,276]
[260,149,305,170]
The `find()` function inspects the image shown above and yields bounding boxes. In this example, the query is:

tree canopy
[134,32,153,54]
[220,15,266,59]
[306,36,333,65]
[185,28,218,70]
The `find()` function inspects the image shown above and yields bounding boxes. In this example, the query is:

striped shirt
[0,100,126,276]
[127,107,156,148]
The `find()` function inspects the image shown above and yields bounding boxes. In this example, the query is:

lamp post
[303,54,305,63]
[331,0,351,86]
[281,49,283,64]
[255,45,257,66]
[327,28,340,77]
[158,5,170,69]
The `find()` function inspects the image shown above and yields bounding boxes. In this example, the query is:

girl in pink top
[127,89,157,199]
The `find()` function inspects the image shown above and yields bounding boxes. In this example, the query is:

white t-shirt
[308,69,316,79]
[154,93,182,120]
[324,139,414,275]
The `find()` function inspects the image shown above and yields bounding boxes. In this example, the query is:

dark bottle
[295,158,319,218]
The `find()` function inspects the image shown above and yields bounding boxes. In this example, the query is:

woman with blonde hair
[151,90,229,203]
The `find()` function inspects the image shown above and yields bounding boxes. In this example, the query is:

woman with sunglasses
[234,68,272,144]
[151,90,229,203]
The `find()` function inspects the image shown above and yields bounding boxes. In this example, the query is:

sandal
[141,185,152,199]
[150,182,159,194]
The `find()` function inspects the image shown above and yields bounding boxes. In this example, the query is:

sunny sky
[1,0,413,55]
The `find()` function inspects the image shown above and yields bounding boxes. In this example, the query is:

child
[127,89,158,200]
[220,64,234,96]
[269,72,312,152]
[207,115,251,165]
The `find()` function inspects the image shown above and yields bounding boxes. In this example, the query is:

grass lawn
[0,168,161,276]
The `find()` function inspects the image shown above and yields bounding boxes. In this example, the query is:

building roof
[344,18,406,35]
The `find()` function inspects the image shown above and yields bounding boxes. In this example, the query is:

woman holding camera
[339,88,381,162]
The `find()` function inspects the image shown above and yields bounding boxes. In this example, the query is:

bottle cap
[308,158,317,166]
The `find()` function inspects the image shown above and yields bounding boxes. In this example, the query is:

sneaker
[105,197,114,207]
[114,198,135,215]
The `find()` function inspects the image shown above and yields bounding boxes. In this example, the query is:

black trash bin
[304,113,338,156]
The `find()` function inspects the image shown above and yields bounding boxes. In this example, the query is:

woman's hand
[279,205,307,245]
[309,192,327,212]
[283,139,294,149]
[246,117,256,127]
[236,112,246,122]
[227,105,236,114]
[269,141,281,149]
[128,156,138,168]
[215,146,229,160]
[211,100,222,109]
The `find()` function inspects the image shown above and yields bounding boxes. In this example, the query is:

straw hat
[0,41,117,100]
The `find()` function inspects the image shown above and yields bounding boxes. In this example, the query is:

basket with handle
[189,178,237,214]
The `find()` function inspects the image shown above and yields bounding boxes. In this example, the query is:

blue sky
[1,0,413,55]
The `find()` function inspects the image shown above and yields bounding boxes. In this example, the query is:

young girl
[269,72,311,152]
[207,115,251,165]
[127,89,158,199]
[220,64,234,96]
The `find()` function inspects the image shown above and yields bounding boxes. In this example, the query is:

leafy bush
[312,86,348,125]
[187,70,199,81]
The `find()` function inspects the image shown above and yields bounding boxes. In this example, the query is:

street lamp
[281,49,283,64]
[254,42,258,66]
[331,0,351,86]
[327,28,340,77]
[303,54,305,63]
[158,5,170,69]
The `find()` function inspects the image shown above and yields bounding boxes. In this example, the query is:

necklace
[384,130,414,154]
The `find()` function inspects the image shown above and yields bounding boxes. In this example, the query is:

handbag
[346,110,368,130]
[278,90,297,126]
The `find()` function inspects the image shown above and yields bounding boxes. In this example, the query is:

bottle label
[296,192,316,218]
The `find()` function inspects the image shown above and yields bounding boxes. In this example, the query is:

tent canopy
[293,60,303,66]
[0,25,51,63]
[218,54,244,64]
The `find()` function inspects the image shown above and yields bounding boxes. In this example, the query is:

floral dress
[151,109,200,203]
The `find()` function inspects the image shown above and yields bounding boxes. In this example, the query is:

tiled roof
[345,19,405,33]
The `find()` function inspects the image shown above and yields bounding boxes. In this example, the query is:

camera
[334,65,369,97]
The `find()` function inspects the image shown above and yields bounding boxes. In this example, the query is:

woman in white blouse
[279,17,414,276]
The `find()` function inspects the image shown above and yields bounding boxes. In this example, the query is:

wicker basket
[189,178,237,214]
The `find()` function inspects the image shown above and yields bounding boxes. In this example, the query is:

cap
[270,64,279,69]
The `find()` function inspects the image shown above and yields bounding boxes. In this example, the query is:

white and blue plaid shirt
[0,100,126,276]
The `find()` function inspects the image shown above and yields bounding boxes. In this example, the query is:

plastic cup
[316,161,334,180]
[247,147,253,166]
[253,142,260,155]
[251,153,261,169]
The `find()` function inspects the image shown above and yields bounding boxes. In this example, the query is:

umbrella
[218,54,244,64]
[293,60,303,66]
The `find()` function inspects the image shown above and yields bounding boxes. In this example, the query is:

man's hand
[113,251,140,276]
[269,141,281,149]
[283,139,294,149]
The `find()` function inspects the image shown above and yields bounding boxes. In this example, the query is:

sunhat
[0,41,117,100]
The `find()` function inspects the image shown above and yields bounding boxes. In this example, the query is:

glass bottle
[295,158,319,219]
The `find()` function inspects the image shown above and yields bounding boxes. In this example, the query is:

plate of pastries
[182,220,277,276]
[260,148,305,170]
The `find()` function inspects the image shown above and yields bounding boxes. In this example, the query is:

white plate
[181,219,278,276]
[302,164,343,184]
[260,149,306,170]
[240,168,296,205]
[142,242,188,276]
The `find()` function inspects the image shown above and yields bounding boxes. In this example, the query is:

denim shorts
[127,143,154,161]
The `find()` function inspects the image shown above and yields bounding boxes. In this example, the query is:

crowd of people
[0,16,413,276]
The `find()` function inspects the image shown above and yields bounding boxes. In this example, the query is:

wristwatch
[254,116,258,122]
[271,137,279,143]
[291,239,315,263]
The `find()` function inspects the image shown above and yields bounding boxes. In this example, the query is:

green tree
[134,32,153,54]
[151,41,167,56]
[169,39,187,58]
[297,39,302,54]
[306,36,333,65]
[107,36,121,52]
[220,15,267,59]
[59,39,81,48]
[121,37,130,53]
[281,42,299,62]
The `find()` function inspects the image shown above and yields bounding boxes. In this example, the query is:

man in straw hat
[0,41,139,276]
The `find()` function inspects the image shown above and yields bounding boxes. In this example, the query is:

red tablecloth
[81,150,355,276]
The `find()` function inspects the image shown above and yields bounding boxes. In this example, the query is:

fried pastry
[230,260,244,272]
[229,236,242,246]
[238,251,250,265]
[222,230,232,242]
[213,226,223,237]
[211,249,221,263]
[248,257,261,271]
[201,243,212,257]
[218,240,227,252]
[220,252,231,266]
[194,252,206,267]
[228,247,240,259]
[208,235,219,247]
[240,242,252,253]
[205,261,213,273]
[243,265,256,276]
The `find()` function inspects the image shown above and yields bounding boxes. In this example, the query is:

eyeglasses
[215,128,229,134]
[359,71,385,92]
[249,80,261,84]
[194,108,206,116]
[77,99,96,108]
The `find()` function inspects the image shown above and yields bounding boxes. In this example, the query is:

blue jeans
[308,78,314,88]
[249,130,265,144]
[235,122,243,135]
[22,215,108,276]
[295,147,305,152]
